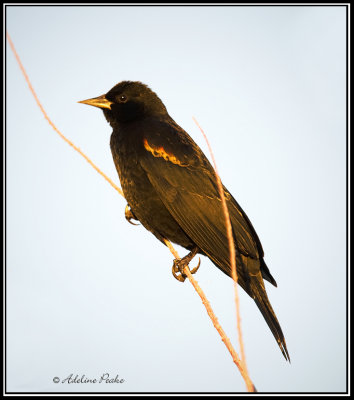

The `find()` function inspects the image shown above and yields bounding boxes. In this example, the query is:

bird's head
[79,81,167,127]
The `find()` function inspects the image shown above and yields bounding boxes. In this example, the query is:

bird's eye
[118,94,127,103]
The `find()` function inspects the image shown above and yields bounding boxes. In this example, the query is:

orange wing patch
[143,139,188,167]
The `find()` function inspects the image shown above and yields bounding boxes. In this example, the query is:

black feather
[80,80,290,361]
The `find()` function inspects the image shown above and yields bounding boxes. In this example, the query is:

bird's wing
[139,120,262,281]
[140,121,291,360]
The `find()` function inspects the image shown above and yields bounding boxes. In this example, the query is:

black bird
[79,81,290,361]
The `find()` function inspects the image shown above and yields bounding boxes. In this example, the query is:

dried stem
[192,117,253,392]
[7,32,256,392]
[6,32,124,198]
[164,239,256,392]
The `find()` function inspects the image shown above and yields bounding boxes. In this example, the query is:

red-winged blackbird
[79,81,290,361]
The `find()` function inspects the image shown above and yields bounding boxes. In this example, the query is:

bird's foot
[125,204,139,225]
[172,247,200,282]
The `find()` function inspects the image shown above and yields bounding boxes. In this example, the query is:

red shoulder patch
[143,139,188,167]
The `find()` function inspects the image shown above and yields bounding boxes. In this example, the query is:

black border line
[4,2,350,396]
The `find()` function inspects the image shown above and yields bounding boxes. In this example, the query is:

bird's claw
[172,257,201,283]
[125,204,139,225]
[190,258,201,274]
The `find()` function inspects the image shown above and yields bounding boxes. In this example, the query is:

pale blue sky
[6,5,347,393]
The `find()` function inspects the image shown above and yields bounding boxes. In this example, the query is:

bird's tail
[251,277,290,361]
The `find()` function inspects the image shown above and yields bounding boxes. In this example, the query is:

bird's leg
[172,246,201,283]
[125,204,139,225]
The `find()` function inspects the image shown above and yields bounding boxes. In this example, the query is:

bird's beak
[78,94,113,110]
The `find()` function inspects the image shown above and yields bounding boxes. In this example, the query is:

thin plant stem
[192,117,253,392]
[7,32,256,392]
[6,32,124,198]
[164,239,256,392]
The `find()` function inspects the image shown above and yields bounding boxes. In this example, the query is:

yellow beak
[78,94,113,110]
